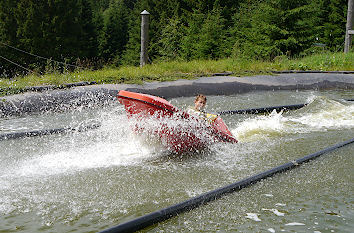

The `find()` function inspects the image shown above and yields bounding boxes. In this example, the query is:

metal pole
[140,10,150,67]
[344,0,353,53]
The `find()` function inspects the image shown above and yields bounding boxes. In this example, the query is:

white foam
[246,213,261,221]
[234,110,285,141]
[285,222,305,226]
[291,104,354,130]
[262,208,285,216]
[263,193,274,197]
[13,132,155,177]
[186,189,204,198]
[232,97,354,141]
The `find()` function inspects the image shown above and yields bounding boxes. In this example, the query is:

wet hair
[195,94,206,103]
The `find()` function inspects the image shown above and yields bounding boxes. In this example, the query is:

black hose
[218,99,354,115]
[0,123,101,141]
[218,103,306,115]
[100,137,354,233]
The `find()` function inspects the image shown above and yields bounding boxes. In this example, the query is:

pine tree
[317,0,347,51]
[157,16,184,60]
[14,0,83,61]
[0,0,20,76]
[179,10,205,60]
[231,0,317,60]
[1,0,349,75]
[99,0,130,65]
[196,4,227,59]
[78,0,98,59]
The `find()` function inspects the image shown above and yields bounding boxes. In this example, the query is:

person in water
[187,94,218,123]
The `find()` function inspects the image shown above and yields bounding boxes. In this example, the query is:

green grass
[0,52,353,96]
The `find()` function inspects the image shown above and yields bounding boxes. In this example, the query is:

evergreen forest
[0,0,350,77]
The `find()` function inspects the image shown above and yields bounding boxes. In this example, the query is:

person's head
[194,94,206,111]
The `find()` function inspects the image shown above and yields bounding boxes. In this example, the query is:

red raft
[117,90,237,153]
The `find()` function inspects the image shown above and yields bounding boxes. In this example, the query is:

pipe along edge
[218,99,354,115]
[0,123,101,141]
[218,103,306,115]
[1,98,351,140]
[100,137,354,233]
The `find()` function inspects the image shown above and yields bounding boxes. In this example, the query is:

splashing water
[0,90,353,232]
[291,96,354,129]
[233,96,354,142]
[246,213,261,221]
[233,110,286,141]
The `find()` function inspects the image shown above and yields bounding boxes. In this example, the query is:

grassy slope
[0,52,353,96]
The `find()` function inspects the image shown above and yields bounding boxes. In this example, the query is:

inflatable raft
[117,90,237,153]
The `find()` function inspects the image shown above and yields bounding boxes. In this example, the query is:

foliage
[1,51,353,97]
[317,0,348,51]
[231,0,317,60]
[98,0,130,65]
[157,17,185,60]
[0,0,351,77]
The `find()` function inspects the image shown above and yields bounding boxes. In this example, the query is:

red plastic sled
[117,90,237,153]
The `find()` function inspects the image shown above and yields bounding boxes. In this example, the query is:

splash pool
[0,89,353,232]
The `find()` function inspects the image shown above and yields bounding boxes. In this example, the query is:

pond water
[0,89,353,232]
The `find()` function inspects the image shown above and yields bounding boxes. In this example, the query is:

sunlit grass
[0,52,353,96]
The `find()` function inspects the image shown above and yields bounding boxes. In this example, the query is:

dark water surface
[0,89,353,232]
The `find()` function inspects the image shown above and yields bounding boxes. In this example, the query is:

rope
[0,55,36,74]
[99,137,354,233]
[0,41,85,69]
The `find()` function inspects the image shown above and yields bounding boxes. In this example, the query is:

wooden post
[344,0,353,53]
[140,10,150,67]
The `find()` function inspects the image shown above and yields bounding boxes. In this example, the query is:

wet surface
[0,89,353,232]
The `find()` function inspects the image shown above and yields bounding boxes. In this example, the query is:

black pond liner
[100,137,354,233]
